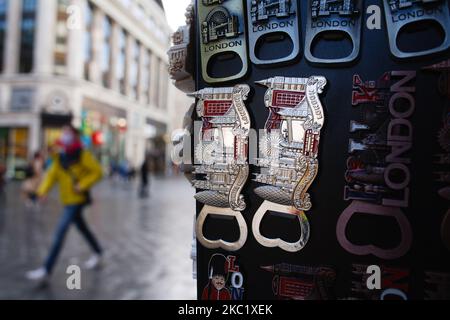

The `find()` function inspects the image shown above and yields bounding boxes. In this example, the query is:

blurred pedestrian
[26,125,104,282]
[44,145,57,171]
[21,151,44,207]
[139,154,150,198]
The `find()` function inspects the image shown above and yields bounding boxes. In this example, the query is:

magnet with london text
[198,0,249,83]
[247,0,301,65]
[383,0,450,59]
[252,76,327,252]
[201,254,245,300]
[305,0,362,64]
[189,85,251,251]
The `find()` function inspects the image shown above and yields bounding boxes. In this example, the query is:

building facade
[0,0,186,178]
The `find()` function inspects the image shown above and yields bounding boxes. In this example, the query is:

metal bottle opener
[247,0,301,65]
[198,0,249,83]
[305,0,362,64]
[383,0,450,58]
[190,85,251,251]
[252,76,327,252]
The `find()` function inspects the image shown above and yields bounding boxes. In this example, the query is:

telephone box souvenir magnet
[383,0,450,59]
[247,0,301,65]
[305,0,362,64]
[198,0,249,83]
[252,76,327,252]
[190,85,251,251]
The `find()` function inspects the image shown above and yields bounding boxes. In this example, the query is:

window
[84,2,93,79]
[117,29,126,94]
[142,50,150,104]
[155,60,168,109]
[153,58,160,106]
[161,64,168,109]
[102,16,112,87]
[129,39,139,99]
[0,0,7,72]
[54,0,69,75]
[19,0,37,73]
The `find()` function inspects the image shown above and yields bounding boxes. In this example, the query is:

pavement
[0,175,197,300]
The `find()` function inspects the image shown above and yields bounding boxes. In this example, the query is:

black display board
[194,0,450,300]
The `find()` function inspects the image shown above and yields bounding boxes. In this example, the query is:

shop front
[144,119,168,174]
[81,98,128,171]
[41,112,73,153]
[0,127,30,179]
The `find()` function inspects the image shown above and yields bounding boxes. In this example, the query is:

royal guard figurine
[202,254,232,300]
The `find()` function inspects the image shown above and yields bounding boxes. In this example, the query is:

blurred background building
[0,0,190,179]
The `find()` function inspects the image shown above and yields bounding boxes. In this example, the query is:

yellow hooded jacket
[37,150,103,206]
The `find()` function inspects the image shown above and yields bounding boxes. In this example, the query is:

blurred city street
[0,175,197,300]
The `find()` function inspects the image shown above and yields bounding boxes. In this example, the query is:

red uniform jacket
[202,284,231,300]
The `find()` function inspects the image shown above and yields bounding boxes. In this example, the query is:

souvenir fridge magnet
[198,0,249,83]
[252,76,327,252]
[261,263,336,300]
[190,85,251,251]
[168,2,196,93]
[202,254,245,300]
[422,59,450,99]
[305,0,362,65]
[383,0,450,59]
[247,0,301,65]
[423,60,450,252]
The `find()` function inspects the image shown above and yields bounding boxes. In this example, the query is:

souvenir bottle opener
[383,0,450,58]
[252,76,327,252]
[198,0,248,83]
[168,1,196,93]
[305,0,362,64]
[247,0,301,65]
[190,85,251,251]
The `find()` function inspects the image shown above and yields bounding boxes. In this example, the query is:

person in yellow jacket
[26,125,103,282]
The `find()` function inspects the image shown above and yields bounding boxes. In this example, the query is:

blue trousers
[44,204,102,274]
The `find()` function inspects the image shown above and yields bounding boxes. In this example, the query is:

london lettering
[391,6,444,23]
[337,71,416,261]
[204,40,243,53]
[383,71,416,208]
[311,19,356,29]
[252,20,294,32]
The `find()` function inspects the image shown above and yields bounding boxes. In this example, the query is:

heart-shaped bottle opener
[252,76,327,252]
[190,85,251,251]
